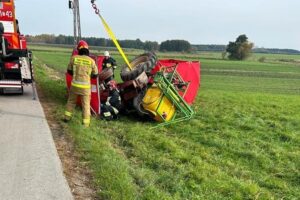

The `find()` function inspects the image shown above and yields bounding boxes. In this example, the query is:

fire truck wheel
[121,52,157,81]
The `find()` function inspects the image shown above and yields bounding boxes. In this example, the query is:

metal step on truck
[0,0,35,98]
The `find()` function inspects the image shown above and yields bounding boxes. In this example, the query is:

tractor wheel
[121,52,157,81]
[99,67,114,82]
[133,89,149,117]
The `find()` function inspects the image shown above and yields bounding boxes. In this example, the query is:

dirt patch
[36,85,99,200]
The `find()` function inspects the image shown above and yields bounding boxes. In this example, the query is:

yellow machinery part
[142,86,176,122]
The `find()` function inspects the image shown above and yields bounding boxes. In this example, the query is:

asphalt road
[0,86,73,200]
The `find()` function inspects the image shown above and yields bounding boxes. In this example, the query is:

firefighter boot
[64,111,72,122]
[65,91,77,122]
[83,118,90,128]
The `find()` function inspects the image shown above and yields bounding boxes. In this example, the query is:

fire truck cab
[0,0,34,95]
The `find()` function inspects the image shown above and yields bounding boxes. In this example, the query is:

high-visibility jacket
[68,55,98,91]
[102,57,117,70]
[101,89,122,120]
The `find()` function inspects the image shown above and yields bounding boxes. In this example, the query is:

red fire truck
[0,0,35,97]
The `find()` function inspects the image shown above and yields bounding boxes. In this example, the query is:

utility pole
[69,0,81,45]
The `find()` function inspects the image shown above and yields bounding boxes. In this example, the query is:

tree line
[25,34,192,52]
[26,34,300,56]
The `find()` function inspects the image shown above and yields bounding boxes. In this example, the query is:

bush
[258,56,266,63]
[226,34,254,60]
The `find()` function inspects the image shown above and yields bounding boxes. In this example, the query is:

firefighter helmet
[104,51,110,57]
[77,40,89,50]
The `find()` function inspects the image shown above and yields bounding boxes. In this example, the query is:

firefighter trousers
[65,87,91,126]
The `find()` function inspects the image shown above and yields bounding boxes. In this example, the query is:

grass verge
[34,47,300,200]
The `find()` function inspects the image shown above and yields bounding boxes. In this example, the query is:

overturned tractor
[66,0,200,127]
[119,53,200,127]
[66,51,200,127]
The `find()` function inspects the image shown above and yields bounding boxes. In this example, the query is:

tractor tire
[133,88,149,117]
[99,67,114,82]
[121,52,157,81]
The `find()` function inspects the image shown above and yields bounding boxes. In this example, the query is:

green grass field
[32,45,300,200]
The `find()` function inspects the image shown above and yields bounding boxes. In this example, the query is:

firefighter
[64,40,98,127]
[100,80,122,120]
[102,51,117,75]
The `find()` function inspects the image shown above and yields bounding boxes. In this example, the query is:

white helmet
[104,51,110,57]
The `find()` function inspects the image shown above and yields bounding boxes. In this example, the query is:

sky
[14,0,300,50]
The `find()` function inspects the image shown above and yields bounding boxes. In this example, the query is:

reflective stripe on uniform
[105,97,111,106]
[74,57,92,66]
[103,112,111,117]
[65,111,72,117]
[71,82,91,89]
[72,80,90,85]
[83,118,90,124]
[111,106,119,115]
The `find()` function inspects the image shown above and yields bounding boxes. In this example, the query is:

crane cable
[90,0,132,70]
